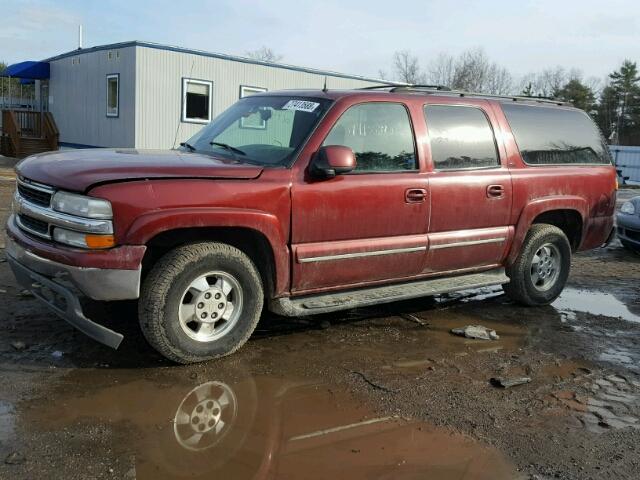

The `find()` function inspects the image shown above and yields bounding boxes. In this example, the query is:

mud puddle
[552,287,640,323]
[13,368,516,479]
[0,400,15,444]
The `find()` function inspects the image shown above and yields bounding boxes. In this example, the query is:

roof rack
[433,89,567,106]
[359,84,566,106]
[360,84,450,91]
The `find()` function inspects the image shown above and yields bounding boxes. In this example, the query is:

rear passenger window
[323,103,416,172]
[501,103,611,165]
[424,105,499,170]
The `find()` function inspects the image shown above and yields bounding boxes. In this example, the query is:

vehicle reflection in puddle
[19,370,516,479]
[552,288,640,323]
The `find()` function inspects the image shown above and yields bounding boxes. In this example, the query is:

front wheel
[503,224,571,306]
[139,242,264,364]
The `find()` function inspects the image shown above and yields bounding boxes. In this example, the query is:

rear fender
[507,196,588,266]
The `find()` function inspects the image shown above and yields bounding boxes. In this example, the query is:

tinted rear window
[424,105,499,170]
[501,103,611,165]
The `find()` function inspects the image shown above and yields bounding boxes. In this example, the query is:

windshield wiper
[180,142,196,152]
[210,142,246,156]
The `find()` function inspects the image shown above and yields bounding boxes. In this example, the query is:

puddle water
[17,369,516,479]
[0,400,15,444]
[552,288,640,323]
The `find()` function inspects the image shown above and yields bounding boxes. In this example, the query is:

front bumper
[617,213,640,248]
[5,216,145,349]
[7,256,124,349]
[6,216,142,301]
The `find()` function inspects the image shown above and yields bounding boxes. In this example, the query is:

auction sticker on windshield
[282,100,320,112]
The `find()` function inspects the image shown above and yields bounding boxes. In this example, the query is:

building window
[182,78,212,123]
[239,85,268,129]
[106,74,119,118]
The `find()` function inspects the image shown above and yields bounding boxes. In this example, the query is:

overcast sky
[2,0,639,82]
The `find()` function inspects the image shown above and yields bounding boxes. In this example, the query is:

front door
[290,101,430,293]
[422,101,513,273]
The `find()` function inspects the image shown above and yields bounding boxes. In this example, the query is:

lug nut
[211,312,218,319]
[197,302,204,309]
[218,303,225,309]
[204,293,211,299]
[215,293,221,299]
[201,313,207,319]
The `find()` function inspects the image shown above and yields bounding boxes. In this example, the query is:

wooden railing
[43,112,59,151]
[11,110,43,138]
[1,110,20,156]
[1,109,59,157]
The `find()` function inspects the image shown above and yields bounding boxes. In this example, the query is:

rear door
[422,101,513,273]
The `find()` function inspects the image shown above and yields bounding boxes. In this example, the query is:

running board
[269,268,509,317]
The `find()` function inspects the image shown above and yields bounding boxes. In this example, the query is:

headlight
[53,228,115,249]
[52,191,113,219]
[620,201,636,215]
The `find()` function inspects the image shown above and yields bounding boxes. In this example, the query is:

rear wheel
[503,224,571,306]
[139,242,263,364]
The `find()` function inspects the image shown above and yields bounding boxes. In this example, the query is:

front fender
[124,207,290,295]
[507,196,588,265]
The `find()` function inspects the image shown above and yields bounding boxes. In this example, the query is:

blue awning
[1,61,50,80]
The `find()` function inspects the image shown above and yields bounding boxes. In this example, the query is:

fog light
[53,228,115,249]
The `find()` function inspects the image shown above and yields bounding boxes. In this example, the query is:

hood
[16,149,264,192]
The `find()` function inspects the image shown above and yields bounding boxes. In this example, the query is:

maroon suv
[6,87,617,363]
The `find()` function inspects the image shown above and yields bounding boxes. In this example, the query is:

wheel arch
[507,197,587,266]
[131,209,290,298]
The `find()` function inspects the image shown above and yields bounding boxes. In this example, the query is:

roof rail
[358,84,449,91]
[435,90,566,106]
[358,84,566,106]
[389,84,451,92]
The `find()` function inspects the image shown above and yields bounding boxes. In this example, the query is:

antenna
[322,76,328,93]
[78,25,83,49]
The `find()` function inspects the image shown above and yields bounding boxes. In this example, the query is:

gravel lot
[1,160,640,479]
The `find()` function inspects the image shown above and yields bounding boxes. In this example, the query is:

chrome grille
[16,178,54,207]
[13,179,114,242]
[17,183,52,207]
[17,214,49,236]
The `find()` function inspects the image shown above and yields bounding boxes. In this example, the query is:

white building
[39,41,388,150]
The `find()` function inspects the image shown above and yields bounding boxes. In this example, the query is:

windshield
[183,95,333,166]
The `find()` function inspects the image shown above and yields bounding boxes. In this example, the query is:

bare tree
[425,48,513,94]
[518,67,573,97]
[393,50,425,84]
[426,53,456,87]
[245,47,283,63]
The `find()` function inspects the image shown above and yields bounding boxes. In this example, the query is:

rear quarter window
[501,103,611,165]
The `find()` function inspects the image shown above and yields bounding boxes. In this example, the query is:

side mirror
[310,145,356,179]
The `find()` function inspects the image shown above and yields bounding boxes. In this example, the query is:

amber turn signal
[84,234,116,249]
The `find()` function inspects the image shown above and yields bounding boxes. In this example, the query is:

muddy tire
[503,224,571,306]
[139,242,263,364]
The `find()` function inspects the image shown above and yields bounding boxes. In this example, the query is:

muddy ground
[1,165,640,479]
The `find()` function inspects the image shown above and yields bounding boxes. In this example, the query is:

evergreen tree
[596,60,640,145]
[554,79,596,113]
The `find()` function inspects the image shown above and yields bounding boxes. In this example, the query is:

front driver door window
[322,102,417,172]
